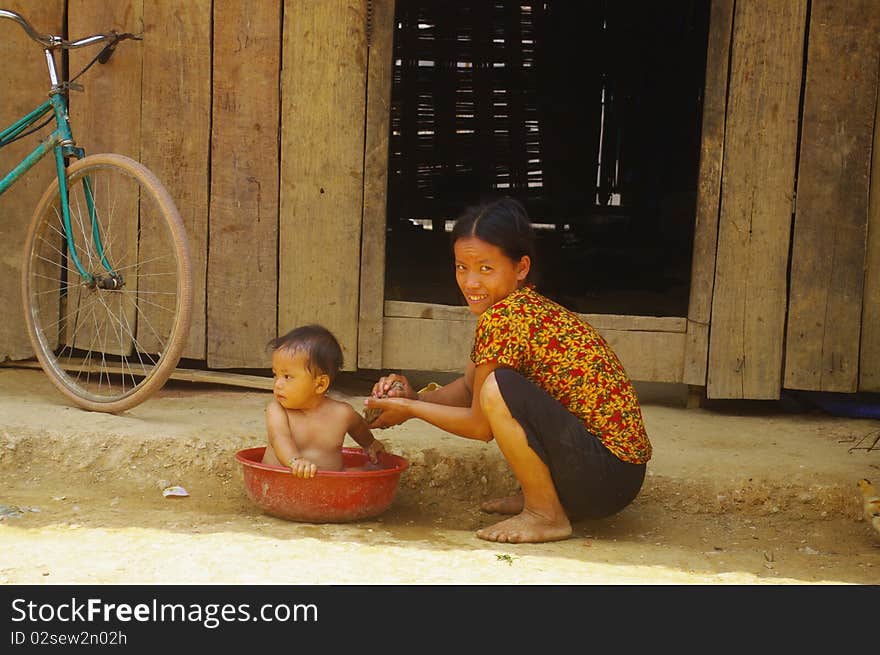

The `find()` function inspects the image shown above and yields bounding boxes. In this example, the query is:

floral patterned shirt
[471,286,652,464]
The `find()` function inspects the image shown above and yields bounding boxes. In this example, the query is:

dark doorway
[384,0,711,316]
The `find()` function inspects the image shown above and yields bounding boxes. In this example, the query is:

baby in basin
[262,324,385,477]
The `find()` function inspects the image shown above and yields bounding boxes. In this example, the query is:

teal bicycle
[0,10,193,413]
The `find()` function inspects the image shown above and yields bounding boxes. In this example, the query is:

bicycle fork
[45,55,121,292]
[54,141,123,291]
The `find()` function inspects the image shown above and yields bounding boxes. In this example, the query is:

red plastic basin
[235,446,409,523]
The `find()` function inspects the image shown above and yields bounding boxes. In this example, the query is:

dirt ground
[0,366,879,585]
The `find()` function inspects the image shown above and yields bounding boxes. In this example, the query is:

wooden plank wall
[69,0,210,359]
[783,0,880,392]
[66,0,302,371]
[3,1,371,372]
[68,1,143,173]
[0,0,64,361]
[64,2,143,356]
[707,0,807,399]
[140,0,210,360]
[863,79,880,392]
[207,0,280,369]
[4,1,880,399]
[278,0,368,370]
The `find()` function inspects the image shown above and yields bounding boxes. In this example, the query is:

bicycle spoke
[24,155,191,411]
[109,255,177,276]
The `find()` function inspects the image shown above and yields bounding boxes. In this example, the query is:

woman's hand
[364,395,413,429]
[370,374,417,401]
[364,374,416,429]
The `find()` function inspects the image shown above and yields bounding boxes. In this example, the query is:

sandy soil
[0,367,879,584]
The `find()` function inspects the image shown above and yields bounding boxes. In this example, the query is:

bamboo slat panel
[278,0,368,370]
[707,0,807,399]
[207,0,280,369]
[784,0,880,392]
[0,0,64,361]
[387,1,548,221]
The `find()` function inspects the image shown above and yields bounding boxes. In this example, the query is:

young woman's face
[453,236,530,315]
[271,349,325,410]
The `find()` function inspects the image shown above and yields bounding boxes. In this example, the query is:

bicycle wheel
[21,153,193,413]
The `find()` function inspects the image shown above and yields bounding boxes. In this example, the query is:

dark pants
[494,368,647,520]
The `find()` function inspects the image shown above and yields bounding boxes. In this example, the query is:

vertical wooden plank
[707,0,807,399]
[683,0,733,386]
[358,0,395,369]
[784,0,880,392]
[279,0,367,370]
[861,74,880,391]
[207,0,280,369]
[67,1,143,355]
[68,1,142,160]
[0,0,64,360]
[140,0,210,360]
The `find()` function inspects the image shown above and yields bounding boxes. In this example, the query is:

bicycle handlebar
[0,8,140,50]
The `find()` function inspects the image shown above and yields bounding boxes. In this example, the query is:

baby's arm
[265,400,317,478]
[346,405,385,463]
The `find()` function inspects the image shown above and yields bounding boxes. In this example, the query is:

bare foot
[480,494,524,515]
[476,508,572,543]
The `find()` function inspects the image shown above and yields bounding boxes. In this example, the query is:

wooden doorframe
[359,0,730,386]
[358,0,396,369]
[683,0,734,388]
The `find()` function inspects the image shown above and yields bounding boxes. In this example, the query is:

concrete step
[0,369,876,526]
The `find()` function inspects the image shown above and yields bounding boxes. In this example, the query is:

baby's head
[268,325,343,407]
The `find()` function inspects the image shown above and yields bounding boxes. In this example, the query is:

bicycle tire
[21,153,193,413]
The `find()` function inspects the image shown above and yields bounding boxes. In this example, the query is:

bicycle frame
[0,22,112,286]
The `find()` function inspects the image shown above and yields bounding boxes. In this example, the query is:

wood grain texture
[207,0,280,368]
[357,0,395,369]
[381,312,686,383]
[684,0,733,386]
[860,59,880,391]
[0,0,64,361]
[141,0,210,359]
[707,0,807,399]
[4,358,274,390]
[784,0,880,392]
[68,1,143,159]
[67,1,143,355]
[384,300,686,332]
[279,0,368,370]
